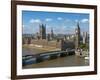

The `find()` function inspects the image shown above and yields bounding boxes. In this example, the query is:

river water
[22,48,89,69]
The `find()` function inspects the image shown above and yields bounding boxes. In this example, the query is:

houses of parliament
[22,22,89,54]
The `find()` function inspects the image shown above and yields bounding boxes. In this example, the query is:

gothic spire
[77,22,80,30]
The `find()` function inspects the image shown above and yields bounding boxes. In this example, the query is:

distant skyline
[22,10,89,34]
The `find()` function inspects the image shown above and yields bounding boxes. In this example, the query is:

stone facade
[39,24,46,39]
[22,22,85,55]
[82,32,87,44]
[61,39,75,51]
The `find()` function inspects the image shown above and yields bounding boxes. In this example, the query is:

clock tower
[75,22,80,49]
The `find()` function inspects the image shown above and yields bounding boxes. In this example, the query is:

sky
[22,10,89,34]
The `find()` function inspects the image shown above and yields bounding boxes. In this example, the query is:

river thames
[22,47,89,69]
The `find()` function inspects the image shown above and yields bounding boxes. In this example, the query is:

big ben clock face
[76,30,78,33]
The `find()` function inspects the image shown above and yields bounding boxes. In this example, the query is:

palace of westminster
[22,22,89,54]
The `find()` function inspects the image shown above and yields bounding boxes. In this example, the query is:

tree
[80,43,89,50]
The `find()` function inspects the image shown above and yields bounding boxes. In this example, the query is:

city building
[39,24,46,39]
[82,32,88,44]
[75,22,80,49]
[50,28,54,40]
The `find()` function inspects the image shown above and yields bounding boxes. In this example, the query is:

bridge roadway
[22,49,75,66]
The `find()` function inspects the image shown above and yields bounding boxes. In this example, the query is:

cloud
[45,18,52,22]
[62,26,67,29]
[65,19,71,22]
[29,19,41,23]
[81,18,89,23]
[57,17,63,20]
[75,19,78,22]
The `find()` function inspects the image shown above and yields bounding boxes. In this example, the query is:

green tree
[80,43,89,50]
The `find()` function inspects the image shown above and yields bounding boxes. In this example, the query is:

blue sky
[22,11,89,34]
